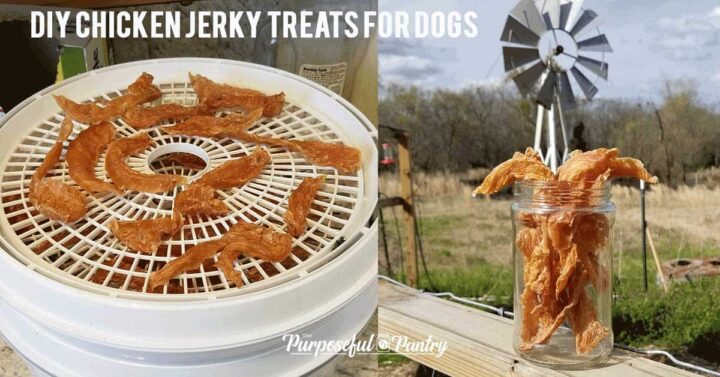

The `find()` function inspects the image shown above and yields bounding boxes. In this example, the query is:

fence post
[397,133,418,288]
[641,180,648,291]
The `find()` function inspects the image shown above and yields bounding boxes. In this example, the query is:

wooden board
[378,280,700,377]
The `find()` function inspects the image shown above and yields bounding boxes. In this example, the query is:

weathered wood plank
[396,134,417,287]
[378,280,699,377]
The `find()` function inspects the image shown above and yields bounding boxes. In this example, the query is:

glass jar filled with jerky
[511,180,614,368]
[473,147,658,368]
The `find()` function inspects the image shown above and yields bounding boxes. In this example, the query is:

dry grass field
[380,171,720,278]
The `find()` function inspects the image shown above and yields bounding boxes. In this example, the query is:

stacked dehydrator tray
[0,58,378,377]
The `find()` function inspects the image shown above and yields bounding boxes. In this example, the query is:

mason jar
[511,181,614,368]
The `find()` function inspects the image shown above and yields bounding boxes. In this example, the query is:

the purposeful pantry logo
[282,333,449,358]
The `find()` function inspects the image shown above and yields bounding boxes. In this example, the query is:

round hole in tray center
[147,143,209,178]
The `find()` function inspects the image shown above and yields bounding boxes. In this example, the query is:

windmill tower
[501,0,612,172]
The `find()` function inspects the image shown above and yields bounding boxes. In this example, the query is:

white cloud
[712,6,720,18]
[648,6,720,61]
[461,76,507,89]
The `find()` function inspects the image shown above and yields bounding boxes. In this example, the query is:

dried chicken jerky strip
[195,148,270,189]
[164,113,362,174]
[574,212,611,292]
[516,227,540,260]
[148,221,292,289]
[557,148,618,182]
[162,109,263,137]
[555,244,578,299]
[517,226,541,349]
[66,121,123,195]
[516,211,540,228]
[568,286,610,354]
[122,103,205,129]
[54,73,161,124]
[473,148,554,196]
[529,269,590,347]
[558,148,657,183]
[215,222,293,286]
[175,183,229,216]
[532,226,564,346]
[547,212,578,297]
[190,73,285,117]
[236,133,363,174]
[29,117,87,222]
[519,217,552,349]
[166,116,362,175]
[284,176,325,237]
[148,239,227,290]
[105,132,186,193]
[608,157,658,183]
[286,140,361,175]
[174,149,269,216]
[109,214,184,254]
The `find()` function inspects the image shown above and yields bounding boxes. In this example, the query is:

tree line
[379,81,720,186]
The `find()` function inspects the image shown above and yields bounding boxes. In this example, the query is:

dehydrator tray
[0,58,377,301]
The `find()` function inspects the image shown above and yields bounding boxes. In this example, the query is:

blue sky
[378,0,720,103]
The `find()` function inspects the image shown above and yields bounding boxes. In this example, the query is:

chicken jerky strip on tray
[66,121,123,195]
[105,132,186,193]
[215,222,294,287]
[175,148,270,216]
[54,72,161,124]
[284,176,325,238]
[29,117,87,223]
[148,221,292,290]
[109,213,184,254]
[122,103,206,129]
[163,113,362,174]
[174,184,229,217]
[163,109,263,138]
[190,73,285,117]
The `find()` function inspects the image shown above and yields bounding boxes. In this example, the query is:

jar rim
[513,180,612,207]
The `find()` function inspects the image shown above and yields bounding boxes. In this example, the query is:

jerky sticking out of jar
[475,147,656,356]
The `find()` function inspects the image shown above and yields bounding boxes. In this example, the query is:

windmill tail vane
[501,0,612,172]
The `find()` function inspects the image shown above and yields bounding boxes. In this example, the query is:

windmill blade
[576,55,608,80]
[571,66,598,100]
[577,34,613,53]
[511,61,547,97]
[541,0,561,29]
[509,0,547,37]
[558,2,573,30]
[536,71,557,109]
[503,46,540,72]
[569,9,598,36]
[565,0,585,32]
[500,15,541,47]
[557,71,577,110]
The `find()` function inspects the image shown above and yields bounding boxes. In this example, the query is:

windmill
[501,0,612,172]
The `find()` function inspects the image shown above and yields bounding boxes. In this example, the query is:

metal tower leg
[546,103,558,172]
[556,97,570,162]
[534,104,545,161]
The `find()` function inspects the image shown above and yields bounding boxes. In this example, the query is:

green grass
[417,263,514,308]
[382,209,720,364]
[378,352,410,366]
[612,242,720,358]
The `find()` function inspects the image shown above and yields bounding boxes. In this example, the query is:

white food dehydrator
[0,58,378,377]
